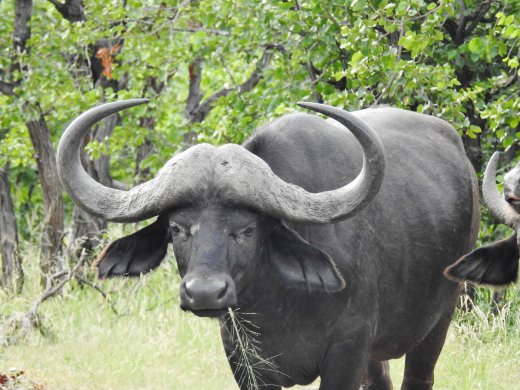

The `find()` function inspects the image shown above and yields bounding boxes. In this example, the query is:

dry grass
[1,243,519,389]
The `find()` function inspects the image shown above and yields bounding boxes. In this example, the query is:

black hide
[445,234,519,286]
[267,221,345,292]
[95,108,478,390]
[96,218,169,278]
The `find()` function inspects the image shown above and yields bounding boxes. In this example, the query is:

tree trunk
[12,0,65,283]
[0,163,24,293]
[91,113,119,187]
[26,111,65,281]
[65,204,103,270]
[462,136,482,173]
[68,38,127,260]
[135,117,156,185]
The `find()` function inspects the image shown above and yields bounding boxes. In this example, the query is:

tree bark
[0,163,24,293]
[12,0,65,282]
[135,117,156,185]
[13,0,32,56]
[48,0,126,264]
[47,0,85,23]
[91,112,119,187]
[182,49,276,148]
[443,3,497,172]
[26,111,65,280]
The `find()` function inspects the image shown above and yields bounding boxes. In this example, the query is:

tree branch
[0,81,16,96]
[444,0,493,46]
[188,49,276,124]
[455,0,467,45]
[0,250,88,346]
[464,0,492,38]
[13,0,33,55]
[373,18,405,106]
[306,61,324,103]
[47,0,85,23]
[75,275,118,315]
[185,57,204,120]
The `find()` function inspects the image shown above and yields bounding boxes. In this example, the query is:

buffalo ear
[267,221,345,292]
[444,234,519,286]
[95,217,170,279]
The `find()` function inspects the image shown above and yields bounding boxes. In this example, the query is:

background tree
[0,0,518,293]
[3,0,65,284]
[0,162,23,293]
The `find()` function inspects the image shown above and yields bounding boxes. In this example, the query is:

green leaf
[469,125,482,134]
[349,51,363,66]
[468,37,483,54]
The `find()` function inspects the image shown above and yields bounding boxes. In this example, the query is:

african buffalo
[57,100,479,390]
[445,153,519,286]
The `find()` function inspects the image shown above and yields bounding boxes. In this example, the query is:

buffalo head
[445,152,519,286]
[504,160,520,214]
[58,100,386,316]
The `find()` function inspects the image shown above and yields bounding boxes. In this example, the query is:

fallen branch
[0,250,89,346]
[75,275,118,315]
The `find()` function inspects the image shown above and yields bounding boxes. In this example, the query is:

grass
[1,242,519,389]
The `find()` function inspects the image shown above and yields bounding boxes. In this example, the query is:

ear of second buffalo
[444,234,519,286]
[95,218,170,278]
[267,221,346,293]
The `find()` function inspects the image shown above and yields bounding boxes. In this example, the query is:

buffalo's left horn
[220,103,386,224]
[482,152,520,229]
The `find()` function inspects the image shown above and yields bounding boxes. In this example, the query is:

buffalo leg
[319,341,370,390]
[400,305,455,390]
[363,361,393,389]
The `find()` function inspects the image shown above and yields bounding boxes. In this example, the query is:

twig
[188,47,278,124]
[372,18,405,106]
[225,309,287,389]
[0,250,88,346]
[0,80,16,96]
[27,250,88,320]
[228,308,259,389]
[75,275,119,315]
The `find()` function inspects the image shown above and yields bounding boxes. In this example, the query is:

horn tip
[297,101,320,110]
[490,151,501,161]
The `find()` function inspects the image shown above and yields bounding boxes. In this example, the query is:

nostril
[217,281,228,300]
[182,281,193,299]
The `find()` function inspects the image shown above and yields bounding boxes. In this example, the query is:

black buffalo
[57,100,479,390]
[445,153,519,286]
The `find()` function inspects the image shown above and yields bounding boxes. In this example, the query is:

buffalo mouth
[506,194,520,210]
[185,308,230,318]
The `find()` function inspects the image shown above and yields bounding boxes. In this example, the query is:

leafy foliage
[0,0,518,243]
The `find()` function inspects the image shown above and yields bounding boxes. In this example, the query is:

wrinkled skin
[96,108,478,389]
[445,160,520,287]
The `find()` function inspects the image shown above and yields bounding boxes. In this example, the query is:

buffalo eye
[171,225,181,237]
[234,224,256,242]
[242,226,256,238]
[170,222,189,240]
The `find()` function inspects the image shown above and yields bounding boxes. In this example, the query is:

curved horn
[57,99,198,223]
[219,103,386,224]
[483,152,520,229]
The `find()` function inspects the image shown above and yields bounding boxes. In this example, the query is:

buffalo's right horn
[482,152,520,230]
[57,99,211,223]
